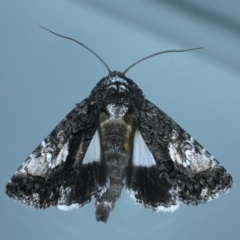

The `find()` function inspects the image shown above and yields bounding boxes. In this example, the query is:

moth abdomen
[99,115,135,176]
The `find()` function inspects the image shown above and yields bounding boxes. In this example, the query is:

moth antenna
[123,47,204,75]
[39,26,111,74]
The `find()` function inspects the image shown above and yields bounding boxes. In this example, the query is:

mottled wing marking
[6,98,106,209]
[17,140,69,177]
[133,130,156,167]
[168,134,216,175]
[129,99,232,209]
[14,98,90,178]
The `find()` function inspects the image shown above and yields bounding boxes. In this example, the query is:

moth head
[94,71,144,113]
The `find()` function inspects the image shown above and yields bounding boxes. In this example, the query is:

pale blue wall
[1,1,239,239]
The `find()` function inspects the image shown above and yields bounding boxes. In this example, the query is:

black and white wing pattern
[6,69,233,222]
[6,98,106,210]
[126,99,233,211]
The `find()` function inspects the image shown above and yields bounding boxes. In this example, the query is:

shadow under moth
[6,27,233,223]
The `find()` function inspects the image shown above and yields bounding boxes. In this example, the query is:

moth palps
[6,27,233,223]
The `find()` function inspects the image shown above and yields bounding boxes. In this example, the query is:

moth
[6,27,233,223]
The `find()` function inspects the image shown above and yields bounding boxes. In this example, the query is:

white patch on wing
[201,188,209,198]
[168,132,217,173]
[57,204,79,211]
[53,141,69,168]
[155,204,179,212]
[16,140,69,176]
[127,190,179,212]
[16,153,45,176]
[41,140,46,147]
[133,130,156,166]
[82,130,101,164]
[57,186,79,211]
[46,153,52,162]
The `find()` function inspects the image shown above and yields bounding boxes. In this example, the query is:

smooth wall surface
[1,1,239,239]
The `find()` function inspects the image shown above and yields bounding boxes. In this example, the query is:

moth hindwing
[6,71,233,222]
[6,28,232,222]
